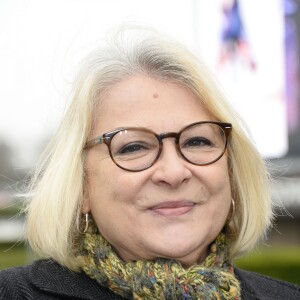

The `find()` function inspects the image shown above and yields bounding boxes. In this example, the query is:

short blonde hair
[25,27,273,271]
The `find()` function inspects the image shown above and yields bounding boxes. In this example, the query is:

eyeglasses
[84,121,232,172]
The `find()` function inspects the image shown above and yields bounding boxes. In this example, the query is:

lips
[150,201,195,216]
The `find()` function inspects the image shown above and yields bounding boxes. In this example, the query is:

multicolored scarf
[78,226,240,300]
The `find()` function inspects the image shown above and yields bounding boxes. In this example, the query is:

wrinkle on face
[84,74,231,266]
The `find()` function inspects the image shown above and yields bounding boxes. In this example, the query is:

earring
[227,198,235,222]
[231,198,235,217]
[83,213,89,233]
[77,213,89,234]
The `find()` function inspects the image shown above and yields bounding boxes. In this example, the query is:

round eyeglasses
[84,121,232,172]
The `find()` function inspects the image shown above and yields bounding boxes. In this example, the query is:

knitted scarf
[78,227,241,300]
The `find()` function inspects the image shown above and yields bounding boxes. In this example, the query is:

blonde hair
[25,27,273,271]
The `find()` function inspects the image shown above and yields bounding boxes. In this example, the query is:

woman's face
[84,75,231,267]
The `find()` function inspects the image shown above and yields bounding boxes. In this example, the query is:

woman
[1,27,299,299]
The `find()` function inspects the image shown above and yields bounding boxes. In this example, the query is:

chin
[144,228,214,264]
[150,240,205,265]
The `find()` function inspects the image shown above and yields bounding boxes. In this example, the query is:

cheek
[88,167,115,203]
[196,160,230,197]
[209,163,231,217]
[87,161,146,208]
[85,153,112,205]
[86,165,148,241]
[214,171,231,195]
[195,160,231,221]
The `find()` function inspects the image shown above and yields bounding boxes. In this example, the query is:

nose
[151,139,192,188]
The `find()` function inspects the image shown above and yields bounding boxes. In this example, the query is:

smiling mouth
[150,201,195,216]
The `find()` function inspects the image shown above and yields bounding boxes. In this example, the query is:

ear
[82,169,91,213]
[81,189,91,214]
[82,197,91,214]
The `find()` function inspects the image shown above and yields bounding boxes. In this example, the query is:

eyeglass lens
[109,123,227,171]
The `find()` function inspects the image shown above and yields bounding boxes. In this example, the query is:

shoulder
[235,268,300,300]
[0,261,43,299]
[0,259,125,299]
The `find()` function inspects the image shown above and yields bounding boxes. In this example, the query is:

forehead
[92,75,214,135]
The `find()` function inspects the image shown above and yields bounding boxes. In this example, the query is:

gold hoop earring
[227,198,235,222]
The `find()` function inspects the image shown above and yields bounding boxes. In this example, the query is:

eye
[117,142,150,155]
[182,137,213,148]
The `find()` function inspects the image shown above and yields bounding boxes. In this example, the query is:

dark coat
[0,259,300,299]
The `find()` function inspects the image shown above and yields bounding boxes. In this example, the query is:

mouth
[149,201,195,217]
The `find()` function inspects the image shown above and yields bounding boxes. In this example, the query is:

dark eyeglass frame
[84,121,232,172]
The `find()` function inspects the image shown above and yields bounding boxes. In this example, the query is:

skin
[84,74,231,267]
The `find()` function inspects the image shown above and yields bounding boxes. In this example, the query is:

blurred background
[0,0,299,285]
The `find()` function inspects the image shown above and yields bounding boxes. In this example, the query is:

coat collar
[29,259,124,300]
[29,259,300,300]
[234,267,300,300]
